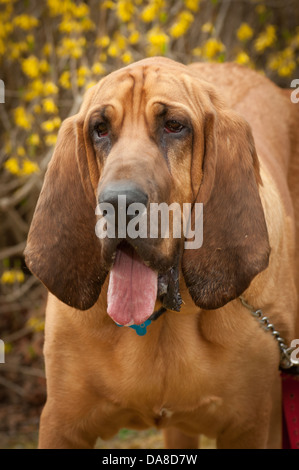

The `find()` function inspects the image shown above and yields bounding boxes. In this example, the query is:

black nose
[98,181,148,218]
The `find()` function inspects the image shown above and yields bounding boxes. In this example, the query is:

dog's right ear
[25,116,107,310]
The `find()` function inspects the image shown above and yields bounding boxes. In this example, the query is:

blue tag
[116,319,152,336]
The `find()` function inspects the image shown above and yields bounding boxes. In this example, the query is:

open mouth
[107,241,158,326]
[107,241,182,326]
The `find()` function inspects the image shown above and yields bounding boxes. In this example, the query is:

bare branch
[0,276,39,303]
[0,376,27,397]
[3,364,45,378]
[0,241,26,261]
[3,326,34,343]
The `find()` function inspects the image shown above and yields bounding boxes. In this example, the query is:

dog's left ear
[182,108,270,309]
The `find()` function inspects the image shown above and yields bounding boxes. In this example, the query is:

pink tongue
[107,244,158,326]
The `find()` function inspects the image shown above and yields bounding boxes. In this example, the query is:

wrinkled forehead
[90,61,201,116]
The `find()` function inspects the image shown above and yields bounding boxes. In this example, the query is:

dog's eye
[164,120,184,134]
[96,122,109,138]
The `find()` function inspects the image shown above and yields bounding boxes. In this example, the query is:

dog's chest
[97,323,224,434]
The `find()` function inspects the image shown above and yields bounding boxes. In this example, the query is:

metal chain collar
[239,296,299,372]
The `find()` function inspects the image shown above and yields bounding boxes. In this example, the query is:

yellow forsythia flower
[107,42,120,57]
[114,32,127,50]
[184,0,200,12]
[237,23,254,41]
[45,134,58,146]
[1,269,25,283]
[255,25,276,53]
[22,159,39,175]
[1,270,15,284]
[170,11,194,39]
[269,48,296,77]
[129,31,140,44]
[202,38,225,59]
[77,66,90,87]
[141,0,165,22]
[13,14,39,30]
[141,4,158,22]
[101,0,115,9]
[116,0,134,22]
[57,37,85,59]
[235,51,251,65]
[121,52,133,64]
[32,79,44,93]
[21,55,40,78]
[52,116,61,128]
[47,0,71,16]
[42,117,61,133]
[147,27,169,56]
[91,62,106,75]
[277,63,296,77]
[42,120,55,132]
[59,17,82,34]
[42,98,58,114]
[27,316,45,332]
[147,27,169,48]
[4,158,20,175]
[27,133,40,146]
[77,66,90,77]
[14,106,32,130]
[43,81,59,95]
[59,70,71,89]
[73,2,90,17]
[96,35,110,47]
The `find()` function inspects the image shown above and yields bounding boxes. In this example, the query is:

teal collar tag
[116,319,152,336]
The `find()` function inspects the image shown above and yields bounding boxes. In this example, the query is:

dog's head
[25,58,270,323]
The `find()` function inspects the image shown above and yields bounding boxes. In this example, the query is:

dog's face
[25,58,270,322]
[90,61,197,271]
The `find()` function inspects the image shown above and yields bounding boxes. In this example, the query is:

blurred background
[0,0,298,449]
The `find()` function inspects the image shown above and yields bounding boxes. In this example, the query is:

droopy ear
[24,116,106,310]
[182,109,270,310]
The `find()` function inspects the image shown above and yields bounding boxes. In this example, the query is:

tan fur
[25,59,299,449]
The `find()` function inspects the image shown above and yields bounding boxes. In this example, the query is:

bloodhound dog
[25,57,299,449]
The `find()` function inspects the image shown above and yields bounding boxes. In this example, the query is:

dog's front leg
[163,428,199,449]
[38,401,97,449]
